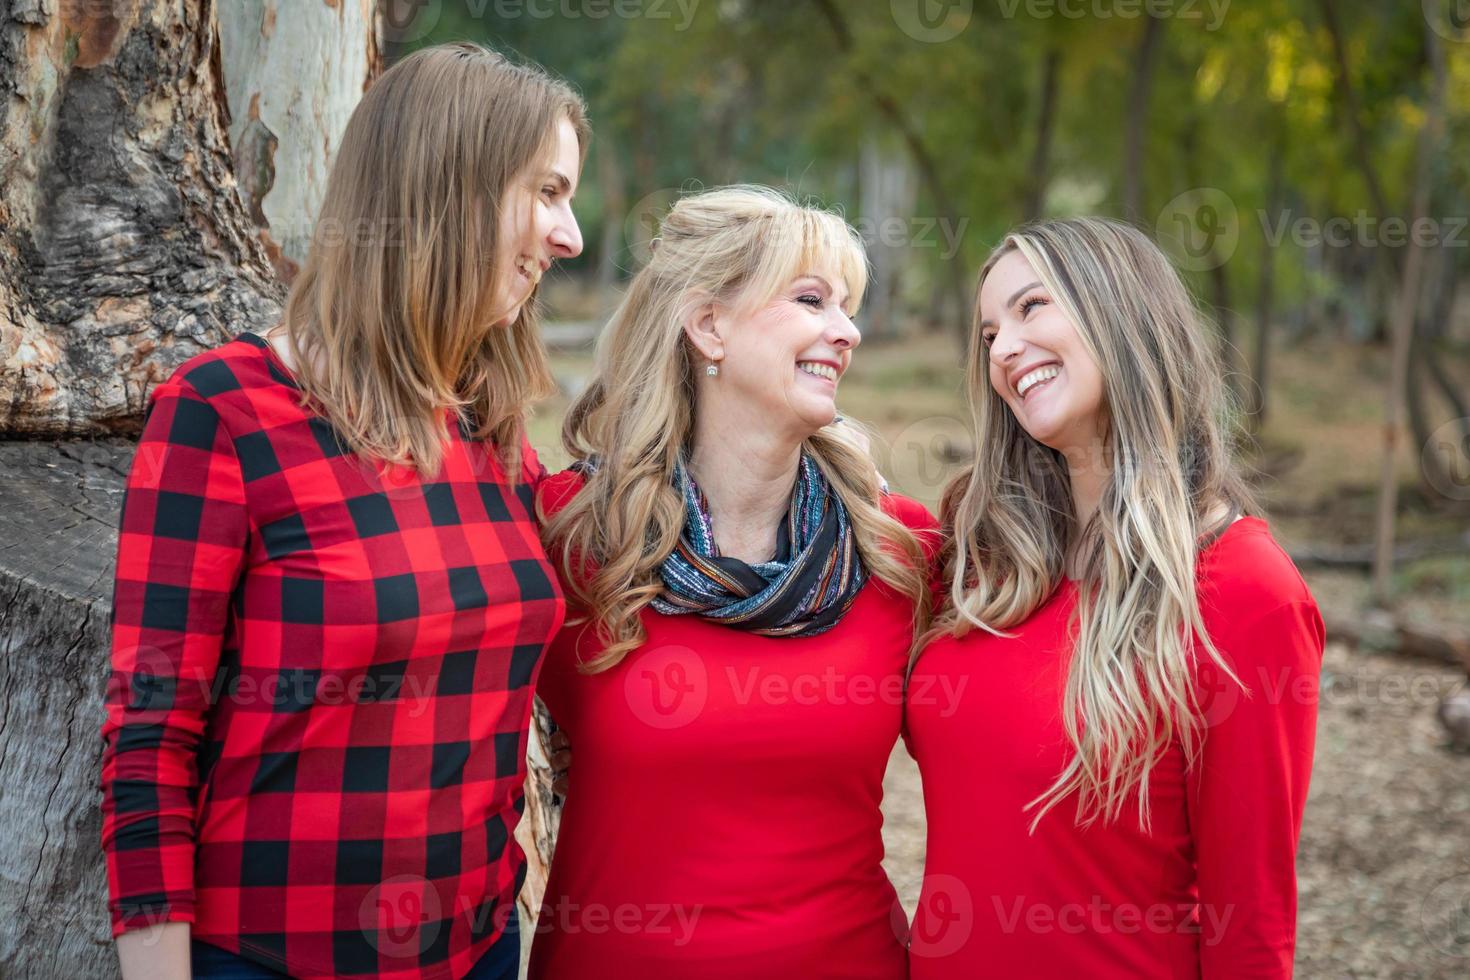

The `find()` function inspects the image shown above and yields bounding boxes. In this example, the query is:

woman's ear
[681,300,725,363]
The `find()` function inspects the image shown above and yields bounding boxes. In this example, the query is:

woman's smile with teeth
[797,361,838,382]
[1017,364,1060,397]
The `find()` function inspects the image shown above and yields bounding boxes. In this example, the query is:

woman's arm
[1188,599,1325,978]
[116,923,191,980]
[101,381,250,976]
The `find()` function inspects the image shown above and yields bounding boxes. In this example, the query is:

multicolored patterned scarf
[651,453,868,637]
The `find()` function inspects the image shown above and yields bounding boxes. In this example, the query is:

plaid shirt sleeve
[101,378,250,935]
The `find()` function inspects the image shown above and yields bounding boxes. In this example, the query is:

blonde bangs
[723,205,869,320]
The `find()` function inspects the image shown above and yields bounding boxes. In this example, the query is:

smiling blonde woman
[529,186,937,979]
[906,218,1324,979]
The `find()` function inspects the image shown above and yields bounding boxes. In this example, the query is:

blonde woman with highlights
[530,185,937,979]
[102,43,585,980]
[906,218,1324,979]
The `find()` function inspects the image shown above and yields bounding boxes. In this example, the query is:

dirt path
[881,640,1470,977]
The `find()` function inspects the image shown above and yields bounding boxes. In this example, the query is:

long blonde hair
[278,42,588,479]
[543,185,930,671]
[933,217,1256,830]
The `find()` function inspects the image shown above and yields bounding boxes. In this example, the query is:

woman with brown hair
[101,42,585,979]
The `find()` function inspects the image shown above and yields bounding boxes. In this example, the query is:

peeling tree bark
[0,0,284,436]
[2,6,569,972]
[217,0,383,281]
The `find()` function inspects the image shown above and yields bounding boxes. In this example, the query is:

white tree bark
[218,0,383,279]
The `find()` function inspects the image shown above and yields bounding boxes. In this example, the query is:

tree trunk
[1209,261,1243,406]
[515,697,565,929]
[217,0,385,281]
[1179,114,1241,401]
[1321,607,1470,671]
[1406,206,1470,498]
[1418,244,1467,425]
[1316,0,1395,230]
[1371,19,1445,603]
[810,0,970,340]
[0,0,283,437]
[1249,138,1284,428]
[859,138,918,338]
[0,438,135,976]
[0,2,376,975]
[1122,14,1163,224]
[596,136,628,291]
[1022,46,1060,221]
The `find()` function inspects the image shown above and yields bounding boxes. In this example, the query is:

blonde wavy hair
[932,217,1256,830]
[277,42,588,479]
[542,185,930,672]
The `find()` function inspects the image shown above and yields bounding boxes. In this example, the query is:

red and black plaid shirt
[101,331,565,978]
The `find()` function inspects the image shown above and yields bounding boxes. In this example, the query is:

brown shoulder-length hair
[277,41,588,479]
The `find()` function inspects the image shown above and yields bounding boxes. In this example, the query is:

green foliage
[403,0,1469,331]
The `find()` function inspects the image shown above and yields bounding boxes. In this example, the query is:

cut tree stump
[0,438,135,977]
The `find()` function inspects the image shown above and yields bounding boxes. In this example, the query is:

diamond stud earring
[707,362,719,377]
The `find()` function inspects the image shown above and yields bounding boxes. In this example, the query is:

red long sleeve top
[905,517,1324,979]
[526,470,939,980]
[100,331,565,979]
